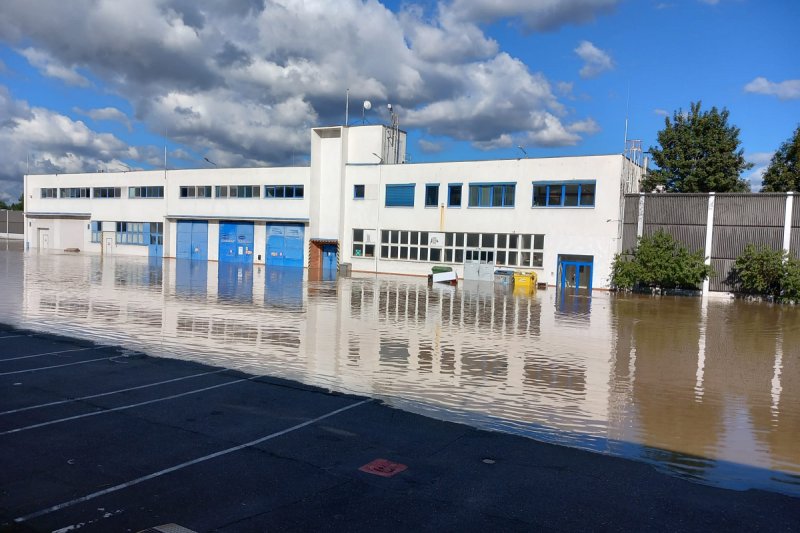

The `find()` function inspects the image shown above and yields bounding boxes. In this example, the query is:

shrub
[611,230,713,292]
[729,244,800,303]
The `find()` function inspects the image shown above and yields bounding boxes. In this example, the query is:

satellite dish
[363,100,372,110]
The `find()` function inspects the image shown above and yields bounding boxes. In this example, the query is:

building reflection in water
[6,251,800,496]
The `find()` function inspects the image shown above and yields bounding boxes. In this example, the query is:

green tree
[728,244,800,303]
[642,101,752,193]
[760,125,800,192]
[10,194,24,211]
[610,230,713,293]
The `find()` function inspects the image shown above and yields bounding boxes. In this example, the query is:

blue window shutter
[385,184,415,207]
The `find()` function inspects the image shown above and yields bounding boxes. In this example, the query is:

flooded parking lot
[1,245,798,496]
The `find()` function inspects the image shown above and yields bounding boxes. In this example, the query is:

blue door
[558,258,593,294]
[267,223,305,268]
[219,221,254,264]
[176,220,208,260]
[322,244,337,279]
[148,222,163,258]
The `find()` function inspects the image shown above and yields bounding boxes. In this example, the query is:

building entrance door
[557,255,593,294]
[38,228,50,250]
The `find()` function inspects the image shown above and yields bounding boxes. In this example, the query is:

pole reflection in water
[1,249,799,496]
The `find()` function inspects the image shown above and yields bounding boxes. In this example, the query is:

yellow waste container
[513,271,537,289]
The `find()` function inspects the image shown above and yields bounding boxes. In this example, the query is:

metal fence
[0,210,24,237]
[622,193,797,293]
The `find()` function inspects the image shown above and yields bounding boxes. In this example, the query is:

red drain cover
[359,458,408,477]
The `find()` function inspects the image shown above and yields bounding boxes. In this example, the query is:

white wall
[341,155,625,288]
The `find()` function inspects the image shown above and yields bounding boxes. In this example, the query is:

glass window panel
[429,249,441,262]
[421,232,429,244]
[400,247,408,259]
[534,234,544,249]
[410,232,419,245]
[491,185,503,206]
[454,249,463,263]
[448,184,462,207]
[391,230,399,243]
[381,230,390,243]
[420,248,428,261]
[521,252,531,266]
[467,233,479,247]
[480,186,491,206]
[580,183,595,206]
[548,185,563,206]
[497,251,506,264]
[381,245,389,258]
[564,184,579,206]
[503,185,514,206]
[468,185,479,207]
[532,252,543,267]
[400,231,409,244]
[455,233,464,247]
[354,184,365,198]
[496,234,507,248]
[481,234,495,247]
[523,235,532,249]
[365,245,375,257]
[445,233,453,246]
[353,229,364,242]
[425,184,439,207]
[295,185,303,198]
[410,247,418,260]
[445,249,453,262]
[508,251,518,265]
[533,185,547,207]
[390,246,399,258]
[508,234,518,248]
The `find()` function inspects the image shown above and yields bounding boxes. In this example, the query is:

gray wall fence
[0,210,25,237]
[621,193,797,292]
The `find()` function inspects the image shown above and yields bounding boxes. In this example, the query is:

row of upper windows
[355,182,596,208]
[40,185,304,200]
[90,221,163,245]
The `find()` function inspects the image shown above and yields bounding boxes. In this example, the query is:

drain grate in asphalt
[359,458,408,477]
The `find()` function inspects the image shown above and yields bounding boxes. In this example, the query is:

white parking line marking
[1,375,254,435]
[0,369,229,416]
[0,347,99,362]
[14,398,371,524]
[0,356,121,376]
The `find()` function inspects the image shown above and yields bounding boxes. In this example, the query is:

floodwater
[1,244,799,497]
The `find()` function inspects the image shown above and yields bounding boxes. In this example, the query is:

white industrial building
[23,124,644,290]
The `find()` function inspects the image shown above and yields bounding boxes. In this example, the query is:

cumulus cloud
[418,139,444,153]
[446,0,619,32]
[74,107,133,131]
[745,151,774,190]
[575,40,614,78]
[0,0,603,198]
[0,86,145,199]
[567,117,600,134]
[19,47,91,87]
[744,77,800,100]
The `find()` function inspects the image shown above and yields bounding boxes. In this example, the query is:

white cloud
[744,77,800,100]
[74,107,133,131]
[653,108,669,117]
[446,0,620,32]
[744,151,774,190]
[418,139,444,153]
[0,0,603,197]
[567,117,600,134]
[575,41,614,79]
[19,47,91,87]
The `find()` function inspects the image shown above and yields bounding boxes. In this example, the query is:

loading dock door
[176,220,208,260]
[266,223,305,268]
[219,221,254,264]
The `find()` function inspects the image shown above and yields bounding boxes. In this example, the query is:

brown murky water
[1,245,798,496]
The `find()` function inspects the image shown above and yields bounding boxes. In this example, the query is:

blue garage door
[176,220,208,260]
[219,221,255,264]
[266,223,305,268]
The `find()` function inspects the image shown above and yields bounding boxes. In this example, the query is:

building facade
[24,124,644,289]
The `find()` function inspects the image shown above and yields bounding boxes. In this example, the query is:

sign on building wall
[428,232,444,247]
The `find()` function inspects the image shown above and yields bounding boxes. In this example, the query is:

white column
[783,192,793,254]
[636,193,645,238]
[702,193,715,296]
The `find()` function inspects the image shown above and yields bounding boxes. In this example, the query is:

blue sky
[0,0,798,202]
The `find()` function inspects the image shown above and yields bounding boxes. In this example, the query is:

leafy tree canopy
[0,194,24,211]
[642,101,752,193]
[760,125,800,192]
